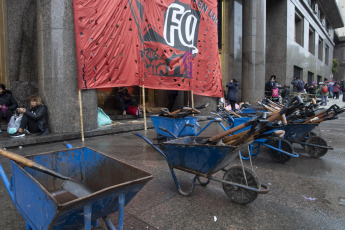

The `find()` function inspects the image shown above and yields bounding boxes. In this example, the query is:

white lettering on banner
[163,3,199,54]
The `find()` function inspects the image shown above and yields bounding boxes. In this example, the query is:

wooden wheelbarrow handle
[0,149,35,167]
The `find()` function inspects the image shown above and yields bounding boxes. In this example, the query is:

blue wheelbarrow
[0,147,153,230]
[214,114,299,163]
[135,133,269,205]
[150,115,227,140]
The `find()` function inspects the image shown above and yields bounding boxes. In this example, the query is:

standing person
[271,83,280,102]
[226,78,239,111]
[11,95,49,137]
[280,83,291,104]
[332,81,340,99]
[291,77,305,94]
[341,80,345,102]
[167,90,178,112]
[0,83,18,125]
[308,82,317,98]
[316,82,329,106]
[265,75,276,97]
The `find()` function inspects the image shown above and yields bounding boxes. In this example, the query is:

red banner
[73,0,223,97]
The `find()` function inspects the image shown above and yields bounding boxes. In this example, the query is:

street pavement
[0,98,344,229]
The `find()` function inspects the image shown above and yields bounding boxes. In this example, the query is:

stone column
[37,0,97,133]
[242,0,266,103]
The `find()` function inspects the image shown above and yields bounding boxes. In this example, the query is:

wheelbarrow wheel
[197,176,210,186]
[222,166,260,205]
[305,136,328,158]
[300,131,317,149]
[268,139,293,163]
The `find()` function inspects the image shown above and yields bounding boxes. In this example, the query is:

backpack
[322,85,328,93]
[272,88,279,98]
[296,80,304,91]
[126,105,140,115]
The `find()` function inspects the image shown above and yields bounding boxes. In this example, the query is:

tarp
[73,0,223,97]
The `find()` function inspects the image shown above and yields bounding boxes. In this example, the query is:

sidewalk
[0,96,343,149]
[0,117,153,148]
[0,115,211,148]
[320,96,345,109]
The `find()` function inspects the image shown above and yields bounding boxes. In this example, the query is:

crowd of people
[0,83,49,137]
[224,75,345,111]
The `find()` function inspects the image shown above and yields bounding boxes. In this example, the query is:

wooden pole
[191,90,194,116]
[142,85,147,130]
[78,89,85,142]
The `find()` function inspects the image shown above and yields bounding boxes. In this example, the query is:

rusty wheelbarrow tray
[135,133,269,205]
[0,147,152,230]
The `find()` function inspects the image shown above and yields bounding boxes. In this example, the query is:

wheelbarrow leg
[101,193,125,230]
[169,167,197,196]
[84,204,92,230]
[25,222,33,230]
[118,193,125,230]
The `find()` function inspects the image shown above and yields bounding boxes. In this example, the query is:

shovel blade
[62,179,93,198]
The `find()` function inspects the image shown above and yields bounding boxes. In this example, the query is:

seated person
[0,83,18,124]
[11,95,49,137]
[115,87,138,115]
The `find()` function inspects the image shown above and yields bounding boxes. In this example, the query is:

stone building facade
[333,0,345,81]
[0,0,343,133]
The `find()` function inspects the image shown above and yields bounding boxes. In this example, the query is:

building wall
[266,0,288,84]
[334,41,345,81]
[336,0,345,37]
[266,0,334,86]
[286,0,333,84]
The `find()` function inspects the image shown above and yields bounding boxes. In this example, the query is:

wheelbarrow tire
[305,136,328,158]
[300,131,317,149]
[268,139,293,163]
[222,166,259,205]
[197,176,210,186]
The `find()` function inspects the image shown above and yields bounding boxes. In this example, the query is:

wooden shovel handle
[226,109,241,118]
[0,149,35,167]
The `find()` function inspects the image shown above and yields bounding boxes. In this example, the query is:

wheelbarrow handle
[0,149,70,180]
[158,126,178,139]
[133,132,168,160]
[0,149,35,167]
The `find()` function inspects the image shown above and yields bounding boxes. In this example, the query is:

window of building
[294,66,303,80]
[309,27,315,55]
[308,72,314,85]
[295,10,304,47]
[318,38,323,61]
[317,75,322,85]
[325,45,329,65]
[342,48,345,63]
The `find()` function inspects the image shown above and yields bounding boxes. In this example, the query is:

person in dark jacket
[265,75,277,97]
[11,95,49,137]
[281,83,290,104]
[115,87,137,115]
[226,78,239,111]
[0,83,18,124]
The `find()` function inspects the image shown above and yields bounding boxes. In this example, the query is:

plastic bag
[7,114,23,134]
[97,107,112,126]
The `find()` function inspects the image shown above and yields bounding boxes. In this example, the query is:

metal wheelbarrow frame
[135,133,269,205]
[0,147,153,230]
[150,115,227,141]
[215,115,299,163]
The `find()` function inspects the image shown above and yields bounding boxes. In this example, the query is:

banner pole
[78,89,85,142]
[142,85,147,130]
[191,90,195,116]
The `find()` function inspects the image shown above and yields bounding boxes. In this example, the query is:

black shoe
[36,129,49,136]
[10,132,25,138]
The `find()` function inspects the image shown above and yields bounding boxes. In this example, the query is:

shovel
[0,148,93,198]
